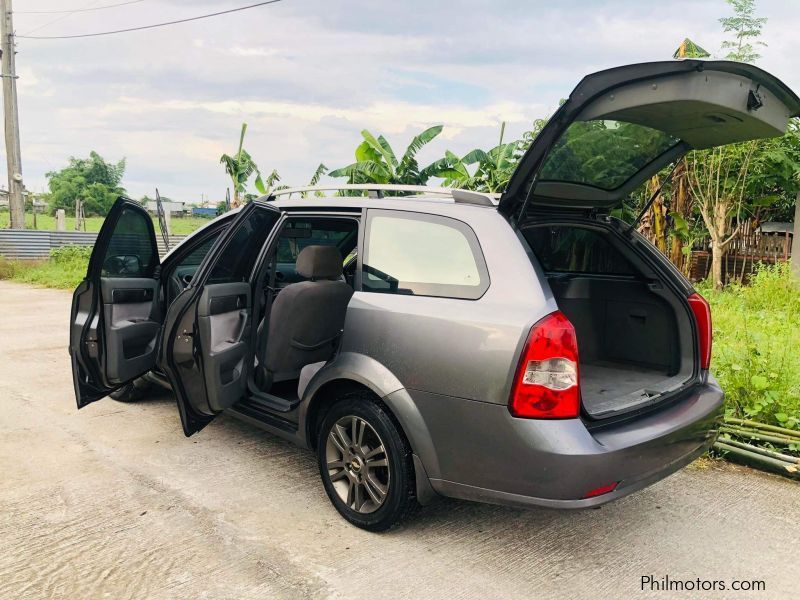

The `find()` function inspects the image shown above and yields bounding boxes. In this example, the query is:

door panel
[100,278,160,383]
[197,282,252,412]
[69,198,161,408]
[160,200,283,435]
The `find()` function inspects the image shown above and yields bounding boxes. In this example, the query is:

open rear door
[500,60,800,218]
[70,198,162,407]
[160,200,283,436]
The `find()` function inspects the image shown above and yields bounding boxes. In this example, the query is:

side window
[276,217,359,271]
[176,233,220,269]
[362,210,489,299]
[207,208,280,284]
[524,225,634,275]
[101,206,156,278]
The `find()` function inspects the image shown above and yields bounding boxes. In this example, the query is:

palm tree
[220,123,271,207]
[329,126,445,189]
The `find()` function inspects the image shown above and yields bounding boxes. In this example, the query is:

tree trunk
[670,159,691,273]
[711,238,726,290]
[232,188,241,208]
[646,175,668,254]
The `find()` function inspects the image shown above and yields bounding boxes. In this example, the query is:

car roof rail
[270,184,499,206]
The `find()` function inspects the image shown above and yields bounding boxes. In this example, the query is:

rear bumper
[411,375,724,509]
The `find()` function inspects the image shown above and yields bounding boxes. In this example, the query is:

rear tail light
[687,293,712,370]
[509,311,580,419]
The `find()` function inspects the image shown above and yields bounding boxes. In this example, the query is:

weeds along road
[1,280,798,600]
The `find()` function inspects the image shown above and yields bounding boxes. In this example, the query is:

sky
[5,0,800,204]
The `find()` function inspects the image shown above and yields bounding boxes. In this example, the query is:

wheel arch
[299,352,442,484]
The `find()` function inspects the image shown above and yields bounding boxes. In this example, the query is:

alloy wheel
[325,415,390,514]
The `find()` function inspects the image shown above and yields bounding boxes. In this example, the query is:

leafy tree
[45,151,126,217]
[220,123,272,207]
[720,0,767,63]
[329,126,444,189]
[688,142,758,289]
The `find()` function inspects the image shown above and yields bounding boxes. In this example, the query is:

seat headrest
[296,245,343,279]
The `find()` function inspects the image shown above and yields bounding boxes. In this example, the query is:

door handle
[230,310,249,344]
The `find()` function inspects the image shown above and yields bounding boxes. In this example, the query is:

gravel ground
[1,280,798,599]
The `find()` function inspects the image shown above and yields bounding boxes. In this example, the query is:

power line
[17,0,284,39]
[20,0,105,36]
[16,0,145,14]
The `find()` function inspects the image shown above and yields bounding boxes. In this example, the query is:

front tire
[316,393,418,531]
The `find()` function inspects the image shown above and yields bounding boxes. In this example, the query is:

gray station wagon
[70,60,800,530]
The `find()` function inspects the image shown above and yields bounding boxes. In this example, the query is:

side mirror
[102,254,143,277]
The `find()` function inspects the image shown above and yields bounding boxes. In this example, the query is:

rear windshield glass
[525,225,635,276]
[539,120,680,190]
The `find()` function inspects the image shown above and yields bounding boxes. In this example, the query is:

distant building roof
[759,222,794,235]
[145,200,185,213]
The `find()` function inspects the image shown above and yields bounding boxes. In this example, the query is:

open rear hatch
[499,59,800,218]
[502,60,799,419]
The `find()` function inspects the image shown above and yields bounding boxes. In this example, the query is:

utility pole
[1,0,25,229]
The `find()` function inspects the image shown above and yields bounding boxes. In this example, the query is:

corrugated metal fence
[0,230,187,260]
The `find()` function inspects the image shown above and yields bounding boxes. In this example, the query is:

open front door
[160,200,282,436]
[70,198,162,408]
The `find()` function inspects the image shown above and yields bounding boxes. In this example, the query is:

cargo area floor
[581,362,671,416]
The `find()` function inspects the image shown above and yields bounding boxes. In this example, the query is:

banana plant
[329,126,444,189]
[220,123,270,207]
[424,123,519,193]
[303,163,329,198]
[420,149,488,188]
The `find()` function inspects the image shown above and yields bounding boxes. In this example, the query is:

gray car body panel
[137,193,725,508]
[415,375,723,508]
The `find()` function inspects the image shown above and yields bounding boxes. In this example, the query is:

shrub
[50,245,93,265]
[700,262,800,431]
[2,245,90,289]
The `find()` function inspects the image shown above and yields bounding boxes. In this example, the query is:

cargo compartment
[523,221,695,419]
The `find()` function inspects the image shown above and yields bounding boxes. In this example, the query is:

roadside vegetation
[0,213,211,235]
[0,246,91,289]
[700,263,800,476]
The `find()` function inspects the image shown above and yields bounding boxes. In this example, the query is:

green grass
[0,246,91,289]
[0,212,212,235]
[698,262,800,431]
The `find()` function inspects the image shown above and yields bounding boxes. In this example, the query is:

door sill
[230,396,299,433]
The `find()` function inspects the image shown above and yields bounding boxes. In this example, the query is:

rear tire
[316,392,418,531]
[109,377,152,403]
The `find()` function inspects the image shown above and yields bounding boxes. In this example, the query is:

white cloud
[6,0,799,202]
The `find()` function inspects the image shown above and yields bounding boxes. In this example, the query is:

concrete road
[1,281,798,600]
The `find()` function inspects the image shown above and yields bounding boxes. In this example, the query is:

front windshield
[538,120,680,190]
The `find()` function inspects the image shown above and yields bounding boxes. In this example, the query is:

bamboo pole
[719,426,798,445]
[714,442,799,476]
[724,418,800,439]
[718,436,800,464]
